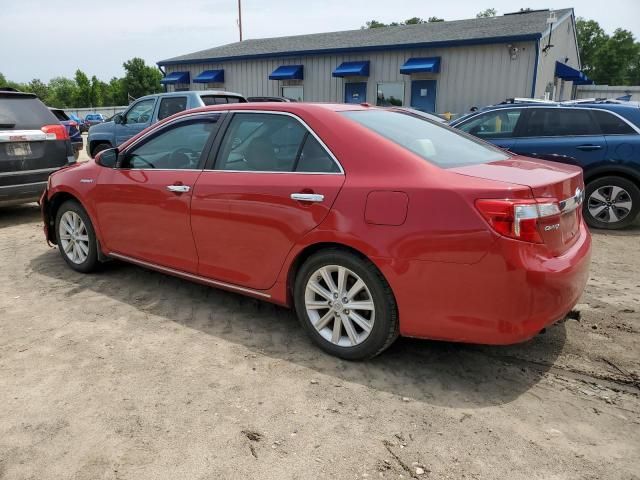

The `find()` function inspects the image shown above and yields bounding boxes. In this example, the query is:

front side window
[282,86,303,102]
[158,96,187,120]
[592,110,636,135]
[521,108,599,137]
[122,117,219,169]
[376,83,404,107]
[215,113,339,173]
[342,110,509,168]
[125,98,156,124]
[458,109,522,139]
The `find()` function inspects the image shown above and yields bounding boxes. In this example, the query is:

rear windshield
[341,110,510,168]
[0,95,58,129]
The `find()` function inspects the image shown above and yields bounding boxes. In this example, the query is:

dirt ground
[0,203,638,480]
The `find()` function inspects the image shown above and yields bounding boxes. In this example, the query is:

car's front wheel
[584,176,640,230]
[294,249,398,360]
[55,200,99,273]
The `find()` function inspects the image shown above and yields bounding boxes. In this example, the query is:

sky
[1,0,639,83]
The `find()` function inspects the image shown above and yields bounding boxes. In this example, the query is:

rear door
[512,107,606,167]
[591,108,640,169]
[456,108,524,150]
[114,97,157,145]
[191,111,345,290]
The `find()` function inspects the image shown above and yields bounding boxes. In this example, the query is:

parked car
[84,113,106,129]
[87,90,247,157]
[0,90,74,207]
[42,103,590,359]
[247,96,295,102]
[49,108,83,159]
[67,113,87,132]
[450,100,640,229]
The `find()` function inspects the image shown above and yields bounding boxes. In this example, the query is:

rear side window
[458,109,522,139]
[592,110,636,135]
[51,109,69,121]
[296,136,340,173]
[158,96,187,120]
[0,95,58,129]
[521,108,599,137]
[342,110,509,168]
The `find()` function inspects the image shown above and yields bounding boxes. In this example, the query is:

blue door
[345,82,367,104]
[410,80,437,112]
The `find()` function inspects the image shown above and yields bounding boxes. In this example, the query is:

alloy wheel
[304,265,375,347]
[588,185,633,224]
[59,211,90,264]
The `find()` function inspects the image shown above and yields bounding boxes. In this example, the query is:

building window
[376,82,404,107]
[282,86,303,102]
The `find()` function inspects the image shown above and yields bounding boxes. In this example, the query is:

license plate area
[6,142,32,157]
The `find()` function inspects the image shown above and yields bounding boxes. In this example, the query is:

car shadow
[0,203,41,229]
[30,248,568,409]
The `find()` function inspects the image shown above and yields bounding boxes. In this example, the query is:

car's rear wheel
[55,200,99,273]
[584,176,640,230]
[294,249,398,360]
[91,142,111,158]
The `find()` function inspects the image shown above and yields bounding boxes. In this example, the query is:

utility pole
[238,0,243,41]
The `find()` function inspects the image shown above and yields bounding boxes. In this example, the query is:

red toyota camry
[41,103,591,360]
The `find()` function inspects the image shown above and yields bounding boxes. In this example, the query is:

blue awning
[400,57,441,75]
[269,65,303,80]
[160,71,190,85]
[193,70,224,83]
[332,61,370,77]
[555,62,584,81]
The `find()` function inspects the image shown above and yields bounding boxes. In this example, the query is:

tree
[427,17,444,22]
[576,18,608,78]
[47,77,78,108]
[405,17,426,25]
[476,8,497,18]
[122,57,162,99]
[74,69,92,107]
[362,17,443,29]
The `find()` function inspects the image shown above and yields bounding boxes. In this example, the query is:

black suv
[0,89,74,207]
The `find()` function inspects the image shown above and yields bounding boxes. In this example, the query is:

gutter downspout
[531,38,540,98]
[157,64,167,93]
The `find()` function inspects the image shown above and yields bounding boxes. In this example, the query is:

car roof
[134,90,246,101]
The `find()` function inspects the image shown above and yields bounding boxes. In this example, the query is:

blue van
[451,100,640,229]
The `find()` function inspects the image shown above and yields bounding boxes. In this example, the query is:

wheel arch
[46,191,100,247]
[584,166,640,188]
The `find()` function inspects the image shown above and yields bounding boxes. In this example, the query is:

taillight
[476,198,560,243]
[41,124,69,141]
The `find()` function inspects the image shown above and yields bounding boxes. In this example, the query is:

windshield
[342,110,509,168]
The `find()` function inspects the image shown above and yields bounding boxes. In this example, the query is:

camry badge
[80,178,94,183]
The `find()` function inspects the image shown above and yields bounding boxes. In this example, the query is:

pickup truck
[87,90,247,157]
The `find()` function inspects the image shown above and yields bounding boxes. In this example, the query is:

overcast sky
[1,0,639,83]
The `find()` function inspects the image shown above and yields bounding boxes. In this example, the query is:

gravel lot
[0,193,639,478]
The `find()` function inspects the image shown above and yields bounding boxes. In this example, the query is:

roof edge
[157,33,541,67]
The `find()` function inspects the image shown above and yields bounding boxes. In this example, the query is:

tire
[91,142,111,158]
[55,200,99,273]
[584,176,640,230]
[294,249,399,360]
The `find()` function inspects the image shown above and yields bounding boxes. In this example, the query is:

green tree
[404,17,426,25]
[476,8,497,18]
[427,16,444,22]
[74,69,92,107]
[362,19,387,29]
[24,79,50,102]
[576,18,608,79]
[104,77,127,106]
[122,57,162,99]
[362,17,443,29]
[47,77,78,108]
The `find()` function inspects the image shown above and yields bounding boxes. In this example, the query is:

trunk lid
[452,156,585,255]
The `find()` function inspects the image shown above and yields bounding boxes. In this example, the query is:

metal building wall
[164,40,537,116]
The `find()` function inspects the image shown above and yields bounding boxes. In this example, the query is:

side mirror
[113,113,124,124]
[96,148,119,168]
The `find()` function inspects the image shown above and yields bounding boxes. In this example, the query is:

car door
[93,113,223,273]
[511,108,607,167]
[190,111,345,291]
[114,97,157,146]
[455,108,523,150]
[591,108,640,170]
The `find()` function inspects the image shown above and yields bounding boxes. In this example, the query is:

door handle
[291,193,324,202]
[166,184,191,193]
[576,144,602,151]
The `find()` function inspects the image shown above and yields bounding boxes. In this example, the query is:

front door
[114,97,157,146]
[93,114,222,273]
[191,112,345,291]
[345,82,367,104]
[410,80,437,113]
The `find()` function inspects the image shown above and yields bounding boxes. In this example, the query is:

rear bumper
[0,181,47,207]
[378,223,592,344]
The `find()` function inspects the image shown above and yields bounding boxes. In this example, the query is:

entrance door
[410,80,437,112]
[345,82,367,104]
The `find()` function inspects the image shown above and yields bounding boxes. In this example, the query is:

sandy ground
[0,202,638,480]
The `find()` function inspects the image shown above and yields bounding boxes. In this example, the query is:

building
[157,8,588,116]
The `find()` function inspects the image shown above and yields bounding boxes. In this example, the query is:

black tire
[584,176,640,230]
[91,142,111,158]
[294,249,399,360]
[55,200,99,273]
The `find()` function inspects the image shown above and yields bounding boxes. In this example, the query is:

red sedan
[41,103,591,360]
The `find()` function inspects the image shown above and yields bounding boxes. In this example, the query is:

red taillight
[41,124,69,141]
[476,198,561,243]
